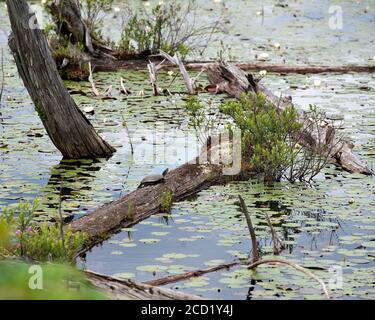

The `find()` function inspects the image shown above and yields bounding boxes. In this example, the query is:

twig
[246,258,330,299]
[58,185,67,261]
[144,262,239,287]
[158,50,195,94]
[104,85,112,97]
[145,258,330,299]
[88,62,100,96]
[264,212,285,255]
[120,77,130,95]
[238,195,259,262]
[122,114,134,155]
[147,61,160,96]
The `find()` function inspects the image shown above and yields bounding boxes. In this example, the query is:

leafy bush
[117,1,220,58]
[0,200,87,263]
[220,92,336,182]
[81,0,114,42]
[186,96,221,144]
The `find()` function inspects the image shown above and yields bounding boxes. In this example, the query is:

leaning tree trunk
[7,0,115,158]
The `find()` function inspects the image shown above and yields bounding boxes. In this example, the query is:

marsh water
[0,0,374,299]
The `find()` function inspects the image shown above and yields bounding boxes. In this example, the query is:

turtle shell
[138,174,165,188]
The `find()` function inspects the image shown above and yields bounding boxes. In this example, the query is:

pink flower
[15,230,22,237]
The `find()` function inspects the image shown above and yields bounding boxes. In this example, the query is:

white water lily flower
[259,70,267,76]
[113,7,121,13]
[167,71,174,76]
[314,79,322,87]
[258,52,269,60]
[83,106,95,114]
[273,42,281,49]
[256,11,262,16]
[373,56,375,60]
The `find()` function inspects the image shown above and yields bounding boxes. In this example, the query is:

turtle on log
[137,168,169,189]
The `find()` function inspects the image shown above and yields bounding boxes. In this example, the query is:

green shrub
[220,92,334,182]
[22,223,87,263]
[117,1,220,58]
[0,200,87,263]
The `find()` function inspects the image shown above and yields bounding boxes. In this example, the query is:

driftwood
[147,61,160,96]
[85,270,203,300]
[145,258,330,299]
[156,50,196,94]
[7,0,115,159]
[206,61,372,175]
[144,262,238,287]
[91,59,375,74]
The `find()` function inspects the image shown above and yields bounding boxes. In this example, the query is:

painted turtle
[137,168,169,189]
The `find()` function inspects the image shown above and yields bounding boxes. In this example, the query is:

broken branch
[238,195,259,262]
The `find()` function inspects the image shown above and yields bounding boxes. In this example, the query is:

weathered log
[206,61,372,175]
[144,262,238,287]
[85,270,204,300]
[7,0,115,159]
[144,259,330,299]
[91,59,375,74]
[70,160,226,247]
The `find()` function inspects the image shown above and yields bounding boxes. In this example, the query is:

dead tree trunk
[206,61,372,175]
[49,0,114,59]
[7,0,115,158]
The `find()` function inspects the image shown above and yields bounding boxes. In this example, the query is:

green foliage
[221,92,331,182]
[0,200,87,263]
[186,96,220,143]
[81,0,114,42]
[118,1,219,58]
[22,223,87,263]
[126,202,135,221]
[161,189,173,214]
[0,261,108,300]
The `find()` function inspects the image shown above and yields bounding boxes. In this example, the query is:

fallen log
[91,58,375,74]
[85,270,203,300]
[70,160,227,247]
[206,61,372,175]
[144,262,239,287]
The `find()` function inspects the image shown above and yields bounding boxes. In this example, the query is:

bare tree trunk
[7,0,115,158]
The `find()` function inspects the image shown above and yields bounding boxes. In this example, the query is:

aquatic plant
[117,1,221,58]
[0,200,87,263]
[220,92,338,182]
[161,189,173,214]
